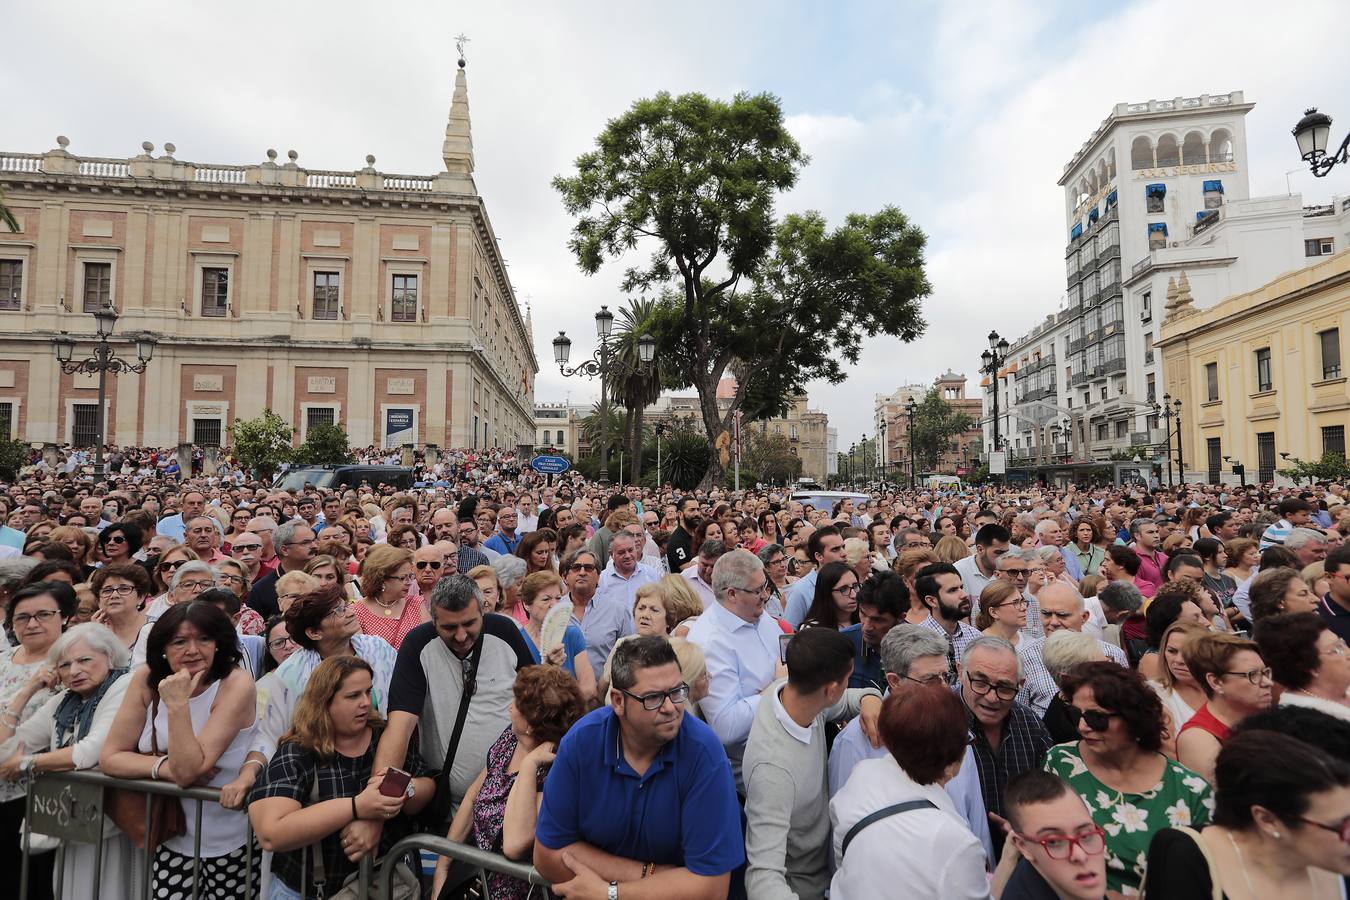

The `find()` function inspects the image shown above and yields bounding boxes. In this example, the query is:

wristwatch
[607,881,618,900]
[19,755,34,775]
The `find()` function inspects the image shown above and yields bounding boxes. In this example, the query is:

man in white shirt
[686,549,786,787]
[955,524,1010,608]
[1017,581,1128,714]
[680,540,722,610]
[516,492,540,534]
[595,530,662,610]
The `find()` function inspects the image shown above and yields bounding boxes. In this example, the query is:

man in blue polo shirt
[535,635,742,899]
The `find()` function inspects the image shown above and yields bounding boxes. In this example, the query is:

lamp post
[980,330,1010,483]
[1153,393,1183,487]
[1224,456,1248,489]
[655,422,665,488]
[51,304,156,470]
[552,306,654,486]
[905,398,918,489]
[1293,108,1350,178]
[849,443,857,490]
[1172,396,1184,484]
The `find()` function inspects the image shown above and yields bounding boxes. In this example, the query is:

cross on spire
[455,33,470,64]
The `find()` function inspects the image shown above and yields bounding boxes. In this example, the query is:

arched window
[1209,128,1233,163]
[1131,136,1154,170]
[1106,151,1117,179]
[1156,134,1180,167]
[1181,131,1207,165]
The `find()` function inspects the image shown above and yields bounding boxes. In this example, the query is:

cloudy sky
[6,0,1348,444]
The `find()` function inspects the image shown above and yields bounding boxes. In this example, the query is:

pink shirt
[1135,548,1168,597]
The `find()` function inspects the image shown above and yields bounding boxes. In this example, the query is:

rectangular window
[305,406,335,433]
[1147,413,1160,431]
[1141,291,1151,322]
[1205,362,1219,401]
[82,262,111,312]
[201,267,228,317]
[192,418,222,447]
[1306,238,1335,257]
[1255,348,1272,393]
[1147,194,1165,215]
[312,271,340,320]
[0,402,11,442]
[1257,432,1276,484]
[1114,420,1129,439]
[391,274,418,323]
[1324,426,1346,458]
[1146,374,1156,403]
[71,403,100,447]
[1095,422,1108,441]
[1207,437,1222,484]
[0,260,21,310]
[1321,328,1341,379]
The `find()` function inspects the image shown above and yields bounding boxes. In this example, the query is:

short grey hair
[1034,519,1060,537]
[429,573,483,613]
[609,530,639,550]
[1286,528,1329,550]
[1098,580,1143,615]
[1041,631,1105,685]
[756,543,786,564]
[0,558,38,592]
[997,549,1029,569]
[1128,517,1154,537]
[48,622,131,669]
[492,554,528,589]
[960,634,1022,678]
[879,624,949,678]
[170,561,216,591]
[1033,546,1063,565]
[698,539,726,560]
[711,549,764,603]
[274,520,308,550]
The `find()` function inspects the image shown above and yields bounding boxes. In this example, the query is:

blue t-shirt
[535,706,744,877]
[518,625,587,677]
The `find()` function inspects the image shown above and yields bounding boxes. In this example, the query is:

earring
[1272,831,1281,840]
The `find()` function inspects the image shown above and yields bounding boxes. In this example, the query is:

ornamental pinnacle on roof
[441,35,475,188]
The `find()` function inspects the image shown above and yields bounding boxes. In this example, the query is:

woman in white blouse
[830,682,990,899]
[0,623,134,900]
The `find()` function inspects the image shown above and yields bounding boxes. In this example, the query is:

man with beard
[665,496,702,573]
[916,562,982,681]
[534,637,742,899]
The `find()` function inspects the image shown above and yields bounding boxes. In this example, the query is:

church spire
[441,38,474,185]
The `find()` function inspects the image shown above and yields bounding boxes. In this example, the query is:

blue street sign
[530,455,571,475]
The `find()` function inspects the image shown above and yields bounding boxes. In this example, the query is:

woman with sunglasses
[1177,633,1273,785]
[1142,730,1350,899]
[149,543,201,600]
[353,544,426,650]
[1043,662,1214,895]
[96,522,142,568]
[89,563,151,651]
[800,561,861,632]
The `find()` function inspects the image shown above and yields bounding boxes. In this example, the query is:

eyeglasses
[966,674,1020,701]
[1016,826,1107,860]
[178,580,215,592]
[285,537,317,547]
[278,592,304,605]
[267,636,297,652]
[904,672,954,687]
[991,598,1030,611]
[324,599,352,619]
[621,683,690,711]
[103,535,127,545]
[733,581,770,597]
[833,582,861,596]
[158,559,188,572]
[14,609,61,627]
[1223,667,1273,685]
[99,585,138,598]
[569,563,598,573]
[1000,568,1030,579]
[218,573,245,586]
[414,560,442,570]
[1297,816,1350,843]
[1065,705,1118,733]
[1323,640,1350,658]
[232,543,262,553]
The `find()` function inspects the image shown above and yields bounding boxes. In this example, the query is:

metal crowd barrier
[377,833,549,900]
[17,768,374,900]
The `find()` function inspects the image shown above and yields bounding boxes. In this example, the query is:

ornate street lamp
[980,330,1009,483]
[551,306,655,485]
[51,304,157,468]
[1223,456,1248,489]
[1293,108,1350,178]
[905,398,918,489]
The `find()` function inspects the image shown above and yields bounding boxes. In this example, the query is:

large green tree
[910,387,974,474]
[741,428,802,486]
[555,91,930,486]
[294,422,356,466]
[229,409,294,480]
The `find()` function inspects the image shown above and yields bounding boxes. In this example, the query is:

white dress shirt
[830,755,991,900]
[595,560,663,611]
[685,601,781,786]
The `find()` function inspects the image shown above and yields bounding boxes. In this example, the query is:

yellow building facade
[0,61,536,452]
[1158,249,1349,484]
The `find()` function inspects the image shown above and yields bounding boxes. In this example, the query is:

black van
[273,465,413,493]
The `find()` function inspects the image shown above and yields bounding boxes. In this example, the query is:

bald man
[1016,581,1128,715]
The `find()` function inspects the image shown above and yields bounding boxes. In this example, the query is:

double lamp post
[552,305,654,485]
[51,304,157,469]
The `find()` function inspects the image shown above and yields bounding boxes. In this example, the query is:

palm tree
[608,297,663,484]
[577,401,624,464]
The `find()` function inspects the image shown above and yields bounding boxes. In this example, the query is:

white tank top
[138,677,256,857]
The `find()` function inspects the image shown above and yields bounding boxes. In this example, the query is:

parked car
[273,465,413,492]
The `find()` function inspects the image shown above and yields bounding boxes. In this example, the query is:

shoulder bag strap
[309,771,329,892]
[840,799,937,859]
[436,637,483,790]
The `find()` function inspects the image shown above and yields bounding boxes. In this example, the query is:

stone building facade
[0,60,536,452]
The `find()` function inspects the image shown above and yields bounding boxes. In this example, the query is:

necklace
[1227,830,1316,899]
[372,595,400,617]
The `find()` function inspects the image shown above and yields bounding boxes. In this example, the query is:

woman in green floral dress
[1043,662,1214,895]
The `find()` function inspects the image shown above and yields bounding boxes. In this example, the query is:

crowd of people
[0,444,1349,899]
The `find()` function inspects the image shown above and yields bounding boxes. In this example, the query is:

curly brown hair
[513,664,585,745]
[1060,661,1166,752]
[89,562,152,598]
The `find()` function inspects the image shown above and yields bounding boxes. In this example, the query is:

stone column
[203,446,220,476]
[177,443,193,478]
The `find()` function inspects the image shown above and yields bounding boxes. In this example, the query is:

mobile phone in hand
[378,767,412,798]
[779,633,793,664]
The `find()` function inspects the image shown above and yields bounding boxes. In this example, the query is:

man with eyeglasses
[535,636,743,899]
[247,521,317,619]
[827,624,994,863]
[991,551,1044,640]
[999,770,1108,900]
[412,544,445,596]
[563,548,635,679]
[1016,582,1129,716]
[956,524,1011,608]
[957,635,1052,855]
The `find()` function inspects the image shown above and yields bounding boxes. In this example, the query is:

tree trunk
[631,405,645,484]
[695,373,733,489]
[621,407,636,485]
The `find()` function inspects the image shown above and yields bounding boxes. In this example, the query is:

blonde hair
[1154,621,1208,691]
[604,507,639,531]
[632,583,675,633]
[657,573,704,618]
[843,537,871,567]
[933,535,970,565]
[671,637,707,686]
[1041,631,1106,685]
[280,656,383,759]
